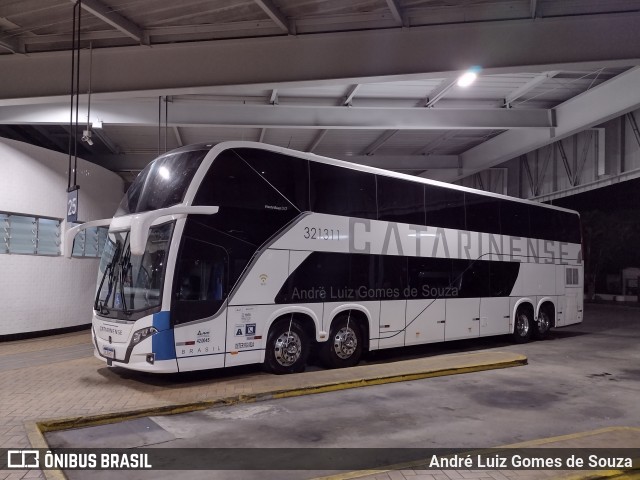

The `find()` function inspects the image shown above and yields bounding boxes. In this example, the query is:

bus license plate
[103,346,115,359]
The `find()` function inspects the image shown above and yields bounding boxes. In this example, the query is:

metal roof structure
[1,0,640,184]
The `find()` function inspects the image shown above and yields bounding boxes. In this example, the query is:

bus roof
[172,141,581,217]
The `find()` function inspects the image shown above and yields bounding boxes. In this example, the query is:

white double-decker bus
[67,141,583,374]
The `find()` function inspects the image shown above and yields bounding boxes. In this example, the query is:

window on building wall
[1,212,62,256]
[71,225,108,258]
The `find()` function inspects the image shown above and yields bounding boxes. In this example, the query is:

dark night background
[549,177,640,298]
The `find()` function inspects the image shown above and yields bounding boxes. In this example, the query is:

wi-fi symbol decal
[259,274,268,285]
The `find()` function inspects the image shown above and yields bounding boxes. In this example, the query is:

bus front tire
[320,315,363,369]
[264,319,309,375]
[512,307,533,344]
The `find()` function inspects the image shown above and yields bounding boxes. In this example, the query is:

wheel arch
[537,298,557,328]
[264,306,321,343]
[326,304,372,352]
[511,298,535,334]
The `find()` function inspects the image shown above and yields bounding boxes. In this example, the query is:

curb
[27,352,528,479]
[36,355,528,434]
[311,427,640,480]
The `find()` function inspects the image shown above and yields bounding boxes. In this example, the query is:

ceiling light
[457,71,477,87]
[457,67,481,88]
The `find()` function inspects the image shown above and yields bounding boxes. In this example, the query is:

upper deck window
[310,162,377,219]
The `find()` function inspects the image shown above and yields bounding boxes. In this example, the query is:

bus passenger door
[173,237,229,372]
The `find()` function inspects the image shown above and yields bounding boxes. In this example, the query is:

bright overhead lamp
[457,67,481,87]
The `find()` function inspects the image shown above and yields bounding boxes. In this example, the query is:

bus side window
[424,185,465,230]
[173,236,228,325]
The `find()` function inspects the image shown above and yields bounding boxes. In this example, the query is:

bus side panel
[555,265,565,326]
[174,315,226,372]
[229,249,290,306]
[445,298,480,341]
[224,303,324,367]
[523,263,556,297]
[405,299,445,346]
[479,297,510,337]
[563,265,584,326]
[378,300,406,349]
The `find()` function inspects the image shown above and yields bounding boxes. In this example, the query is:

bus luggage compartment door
[444,298,480,341]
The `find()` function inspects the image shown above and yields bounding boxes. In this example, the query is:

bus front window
[95,222,174,320]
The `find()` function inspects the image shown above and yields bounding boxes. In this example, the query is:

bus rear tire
[264,318,309,374]
[320,315,363,369]
[512,306,533,344]
[533,306,552,340]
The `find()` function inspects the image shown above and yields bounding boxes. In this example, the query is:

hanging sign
[67,188,79,223]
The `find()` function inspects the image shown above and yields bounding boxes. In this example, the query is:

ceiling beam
[337,154,458,170]
[2,12,640,103]
[32,125,67,152]
[412,131,457,155]
[173,126,183,146]
[74,0,144,42]
[269,89,279,105]
[0,32,20,53]
[90,152,459,171]
[343,84,361,106]
[0,102,555,130]
[423,66,640,182]
[503,71,559,107]
[425,77,458,108]
[306,129,328,152]
[253,0,291,34]
[91,126,120,154]
[362,130,398,155]
[385,0,407,27]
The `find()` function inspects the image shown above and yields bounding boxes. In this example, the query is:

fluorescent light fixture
[457,71,477,87]
[457,66,481,87]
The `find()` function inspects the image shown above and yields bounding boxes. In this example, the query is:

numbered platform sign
[67,189,79,223]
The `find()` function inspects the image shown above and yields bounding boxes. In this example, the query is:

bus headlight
[131,327,158,346]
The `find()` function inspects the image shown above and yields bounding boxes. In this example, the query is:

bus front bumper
[92,327,179,373]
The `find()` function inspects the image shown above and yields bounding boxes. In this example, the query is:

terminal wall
[457,107,640,200]
[0,137,124,336]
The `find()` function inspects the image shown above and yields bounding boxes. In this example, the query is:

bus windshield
[115,148,210,217]
[95,222,174,320]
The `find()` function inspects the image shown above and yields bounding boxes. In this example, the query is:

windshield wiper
[118,245,133,315]
[95,242,122,313]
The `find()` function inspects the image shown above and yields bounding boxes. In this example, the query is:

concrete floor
[45,304,640,480]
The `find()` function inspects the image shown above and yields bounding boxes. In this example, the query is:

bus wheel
[320,315,363,369]
[264,319,309,374]
[512,306,533,344]
[533,307,552,340]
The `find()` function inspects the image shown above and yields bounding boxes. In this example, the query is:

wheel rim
[516,314,530,337]
[274,331,302,367]
[333,326,358,360]
[537,312,550,334]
